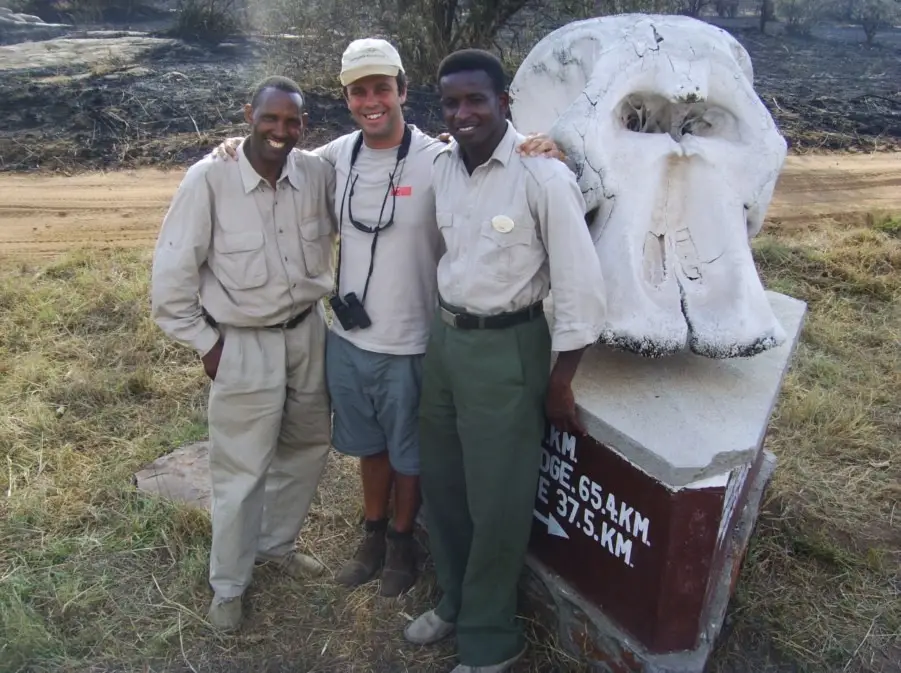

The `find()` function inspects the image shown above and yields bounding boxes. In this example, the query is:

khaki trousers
[207,306,330,599]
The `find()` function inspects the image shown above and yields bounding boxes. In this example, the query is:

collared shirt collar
[236,137,301,193]
[439,120,518,169]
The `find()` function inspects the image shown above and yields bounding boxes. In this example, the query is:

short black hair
[436,49,507,94]
[249,75,304,108]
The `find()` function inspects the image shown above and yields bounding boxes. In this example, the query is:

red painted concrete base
[524,424,776,670]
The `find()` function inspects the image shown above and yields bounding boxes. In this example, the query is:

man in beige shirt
[150,76,337,631]
[402,50,606,672]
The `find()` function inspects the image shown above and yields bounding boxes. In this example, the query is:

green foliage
[869,212,901,238]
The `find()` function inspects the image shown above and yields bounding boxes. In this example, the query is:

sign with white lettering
[527,423,727,651]
[533,425,652,568]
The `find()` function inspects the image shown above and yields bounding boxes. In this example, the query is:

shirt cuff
[551,322,602,353]
[194,325,222,357]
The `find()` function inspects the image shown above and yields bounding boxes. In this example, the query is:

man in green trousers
[403,49,606,672]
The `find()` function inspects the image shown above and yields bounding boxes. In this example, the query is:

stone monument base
[524,291,805,670]
[522,449,776,673]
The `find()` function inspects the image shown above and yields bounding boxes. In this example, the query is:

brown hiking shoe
[380,530,416,597]
[335,523,386,587]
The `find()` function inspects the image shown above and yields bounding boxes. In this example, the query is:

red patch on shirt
[392,186,412,196]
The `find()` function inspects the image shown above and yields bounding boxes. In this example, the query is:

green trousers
[419,309,551,666]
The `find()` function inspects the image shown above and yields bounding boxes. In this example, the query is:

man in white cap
[213,38,559,598]
[317,38,446,597]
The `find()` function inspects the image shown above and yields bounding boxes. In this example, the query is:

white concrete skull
[509,14,788,358]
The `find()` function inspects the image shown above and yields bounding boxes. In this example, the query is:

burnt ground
[0,19,899,173]
[0,36,447,172]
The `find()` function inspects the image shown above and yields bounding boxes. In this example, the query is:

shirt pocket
[299,217,333,277]
[479,213,535,280]
[211,230,268,291]
[434,209,456,258]
[436,210,454,238]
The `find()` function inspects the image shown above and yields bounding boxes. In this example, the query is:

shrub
[778,0,829,35]
[170,0,240,46]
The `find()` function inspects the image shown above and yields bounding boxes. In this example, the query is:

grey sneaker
[449,646,526,672]
[403,609,455,645]
[257,551,326,578]
[335,524,386,587]
[207,595,243,631]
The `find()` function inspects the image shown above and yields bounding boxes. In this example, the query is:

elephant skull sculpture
[509,14,787,358]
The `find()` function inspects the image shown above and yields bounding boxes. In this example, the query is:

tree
[377,0,532,80]
[716,0,740,18]
[760,0,777,32]
[851,0,900,44]
[678,0,711,16]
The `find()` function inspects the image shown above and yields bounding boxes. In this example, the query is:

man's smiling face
[344,74,406,142]
[439,70,508,151]
[244,87,306,163]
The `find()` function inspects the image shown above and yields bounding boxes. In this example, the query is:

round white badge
[491,215,515,233]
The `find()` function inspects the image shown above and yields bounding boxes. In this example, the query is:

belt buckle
[440,306,458,328]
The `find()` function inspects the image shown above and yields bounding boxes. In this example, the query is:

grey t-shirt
[311,126,445,355]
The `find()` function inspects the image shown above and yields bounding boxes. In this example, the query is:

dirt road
[0,168,180,259]
[1,154,899,260]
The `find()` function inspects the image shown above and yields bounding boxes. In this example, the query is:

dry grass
[710,211,901,673]
[0,209,899,672]
[0,249,579,673]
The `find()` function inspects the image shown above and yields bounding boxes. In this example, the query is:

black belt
[202,304,313,330]
[438,298,543,330]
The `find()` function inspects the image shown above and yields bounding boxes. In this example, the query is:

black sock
[387,525,413,539]
[364,517,388,532]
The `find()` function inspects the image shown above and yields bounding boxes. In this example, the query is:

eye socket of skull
[616,94,741,142]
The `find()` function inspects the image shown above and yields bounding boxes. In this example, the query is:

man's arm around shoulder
[151,160,221,360]
[295,150,339,235]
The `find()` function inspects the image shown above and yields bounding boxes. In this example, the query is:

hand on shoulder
[209,136,243,161]
[516,132,566,161]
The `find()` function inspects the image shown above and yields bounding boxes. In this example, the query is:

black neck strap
[334,124,413,301]
[350,123,413,168]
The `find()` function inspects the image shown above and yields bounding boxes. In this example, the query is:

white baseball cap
[340,38,405,86]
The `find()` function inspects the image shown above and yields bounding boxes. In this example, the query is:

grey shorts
[325,330,423,476]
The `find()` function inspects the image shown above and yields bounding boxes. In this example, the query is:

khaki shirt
[151,139,337,355]
[432,121,605,352]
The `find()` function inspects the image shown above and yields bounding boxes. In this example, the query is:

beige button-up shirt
[151,139,337,356]
[432,121,606,352]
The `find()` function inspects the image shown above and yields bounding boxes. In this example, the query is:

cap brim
[340,65,401,86]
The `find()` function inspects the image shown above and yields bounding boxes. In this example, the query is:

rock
[0,10,72,46]
[0,35,177,71]
[133,441,211,510]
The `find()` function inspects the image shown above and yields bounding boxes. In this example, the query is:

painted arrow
[533,509,569,539]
